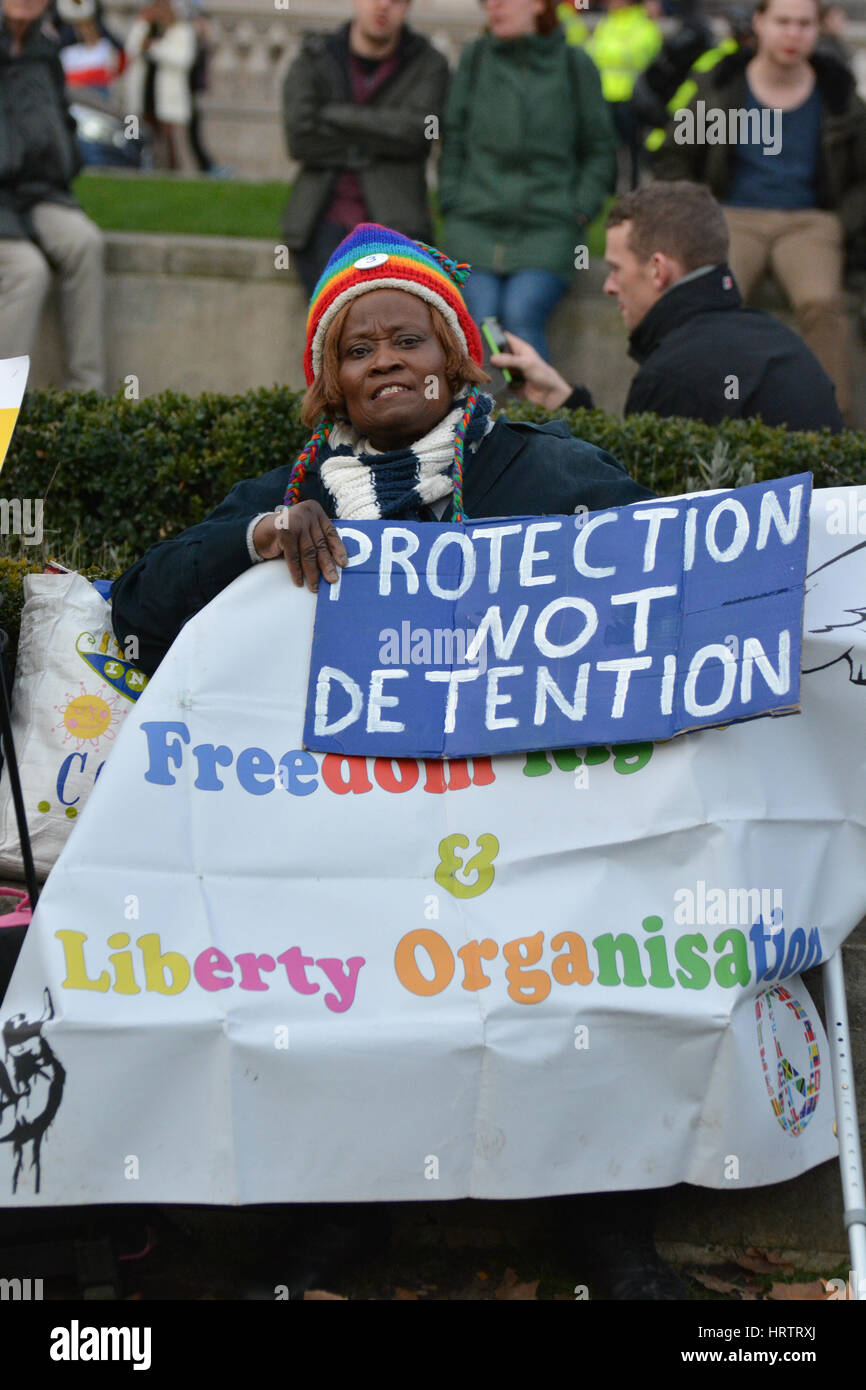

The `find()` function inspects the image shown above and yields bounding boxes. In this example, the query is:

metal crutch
[824,948,866,1299]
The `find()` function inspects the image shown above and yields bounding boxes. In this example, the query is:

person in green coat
[439,0,616,360]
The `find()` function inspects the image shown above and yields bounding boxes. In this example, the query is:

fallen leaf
[303,1289,347,1300]
[691,1272,758,1299]
[747,1247,794,1265]
[766,1281,829,1301]
[740,1248,795,1276]
[495,1267,539,1301]
[392,1288,420,1300]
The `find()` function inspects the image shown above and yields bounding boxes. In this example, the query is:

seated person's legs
[500,269,570,362]
[461,270,504,336]
[28,204,106,394]
[0,238,52,361]
[771,208,850,419]
[294,221,354,301]
[722,206,774,302]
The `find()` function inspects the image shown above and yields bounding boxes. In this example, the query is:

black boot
[557,1189,690,1300]
[245,1203,392,1300]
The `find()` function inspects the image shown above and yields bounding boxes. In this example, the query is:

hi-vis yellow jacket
[557,1,589,48]
[580,4,663,103]
[644,38,739,151]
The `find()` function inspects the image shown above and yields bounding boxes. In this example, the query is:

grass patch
[75,173,609,259]
[73,173,288,238]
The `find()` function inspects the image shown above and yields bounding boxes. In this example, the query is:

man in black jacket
[650,0,866,422]
[492,181,844,432]
[0,0,105,391]
[281,0,449,297]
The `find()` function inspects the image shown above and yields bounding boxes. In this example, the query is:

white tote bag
[0,571,148,878]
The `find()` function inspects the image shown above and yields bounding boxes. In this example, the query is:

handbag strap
[0,887,29,905]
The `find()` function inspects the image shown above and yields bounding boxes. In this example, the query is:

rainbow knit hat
[304,223,483,385]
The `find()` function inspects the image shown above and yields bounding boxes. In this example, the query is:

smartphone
[480,317,525,389]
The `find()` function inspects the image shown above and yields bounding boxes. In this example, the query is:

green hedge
[1,385,864,665]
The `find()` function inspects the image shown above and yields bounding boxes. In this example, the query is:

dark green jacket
[0,17,81,241]
[281,23,449,250]
[652,49,866,270]
[439,29,616,279]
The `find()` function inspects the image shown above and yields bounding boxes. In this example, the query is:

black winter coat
[281,23,449,250]
[0,18,81,240]
[623,264,845,431]
[111,416,655,676]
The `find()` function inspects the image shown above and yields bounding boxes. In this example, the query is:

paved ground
[2,1203,844,1301]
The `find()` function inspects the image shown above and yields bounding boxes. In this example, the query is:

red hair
[481,0,560,36]
[537,0,560,34]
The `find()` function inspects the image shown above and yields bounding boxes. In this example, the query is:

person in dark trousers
[186,0,215,173]
[281,0,448,299]
[491,181,845,432]
[0,0,106,391]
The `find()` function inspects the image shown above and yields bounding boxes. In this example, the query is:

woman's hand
[253,501,348,593]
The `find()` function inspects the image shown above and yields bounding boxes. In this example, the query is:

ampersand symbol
[434,832,500,899]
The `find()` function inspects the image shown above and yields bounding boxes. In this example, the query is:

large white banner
[1,488,864,1205]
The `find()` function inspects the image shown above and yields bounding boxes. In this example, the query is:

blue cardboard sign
[303,475,811,758]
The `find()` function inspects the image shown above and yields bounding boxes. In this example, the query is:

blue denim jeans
[462,268,570,361]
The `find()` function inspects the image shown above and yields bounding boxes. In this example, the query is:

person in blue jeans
[439,0,616,361]
[461,267,571,361]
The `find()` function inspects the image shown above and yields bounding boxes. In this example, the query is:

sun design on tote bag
[51,682,123,754]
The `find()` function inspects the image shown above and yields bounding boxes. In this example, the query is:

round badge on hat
[354,253,390,270]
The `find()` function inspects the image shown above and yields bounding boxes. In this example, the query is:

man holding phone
[492,182,844,432]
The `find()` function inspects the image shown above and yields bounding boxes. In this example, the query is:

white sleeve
[124,17,150,61]
[147,21,198,72]
[246,513,274,564]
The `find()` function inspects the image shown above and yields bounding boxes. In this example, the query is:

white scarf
[319,393,494,521]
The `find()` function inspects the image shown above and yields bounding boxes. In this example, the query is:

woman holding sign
[111,225,677,1300]
[113,223,654,674]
